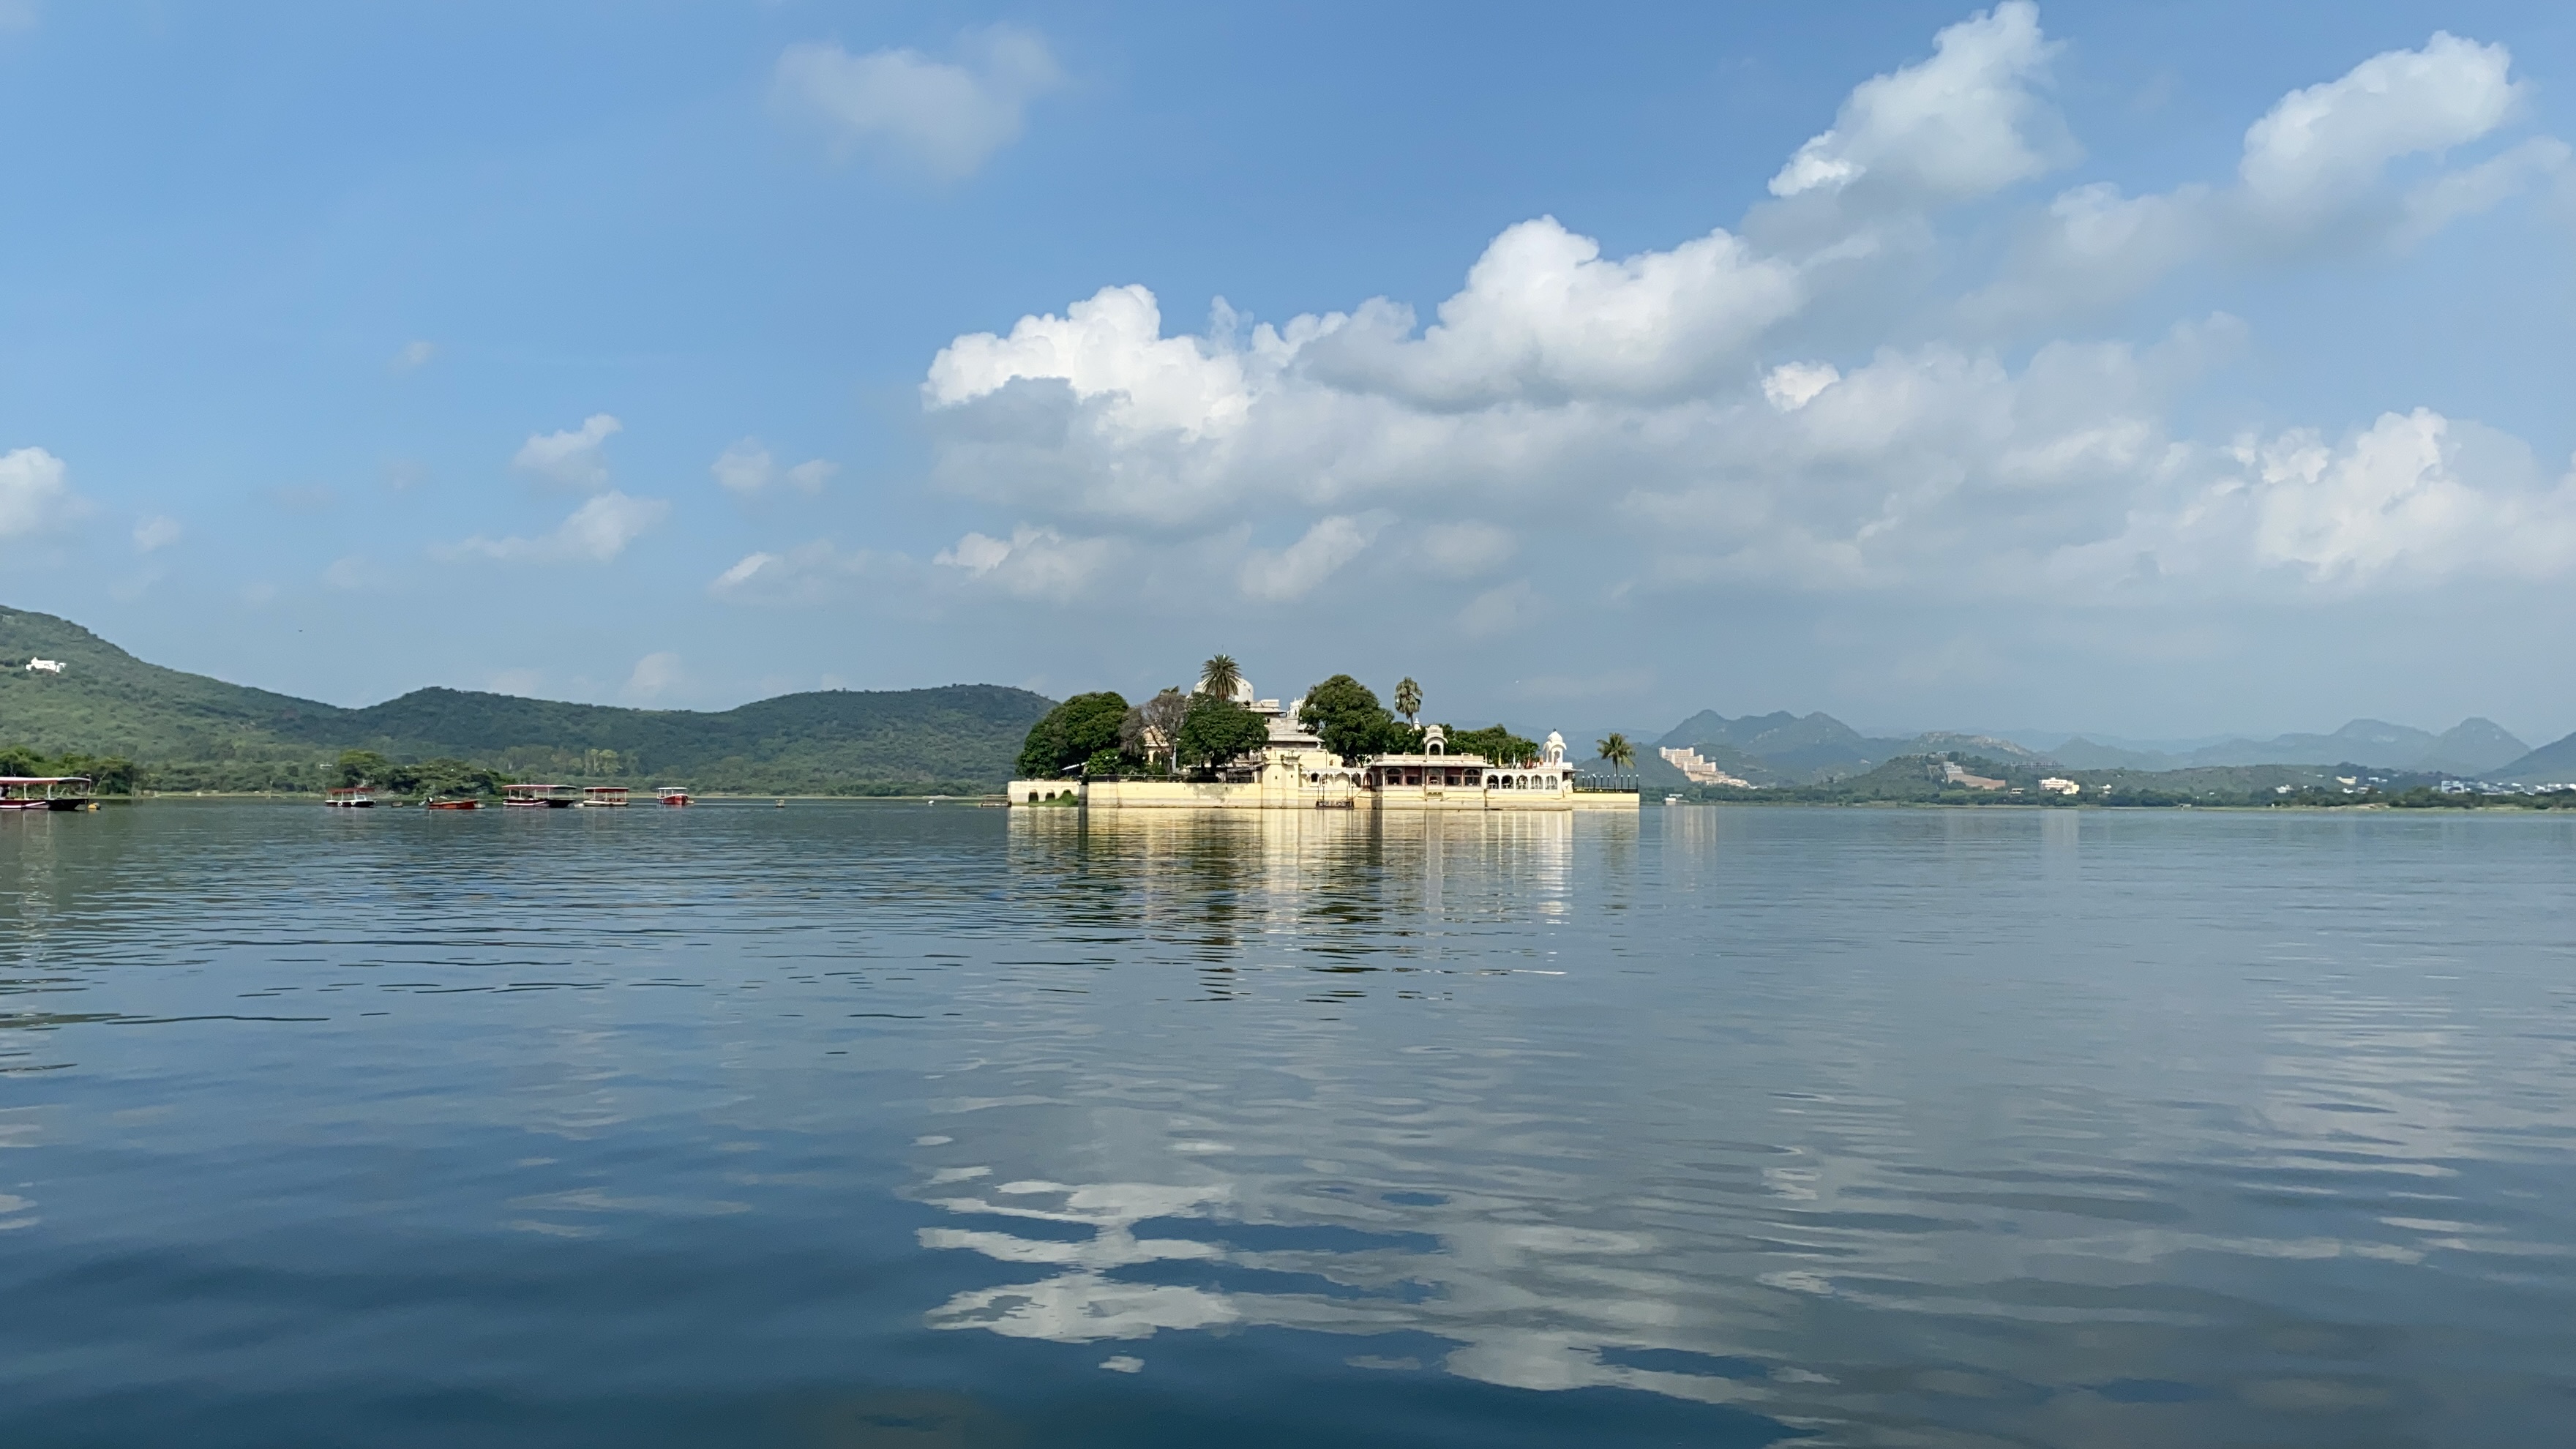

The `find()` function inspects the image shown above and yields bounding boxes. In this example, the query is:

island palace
[1010,674,1637,812]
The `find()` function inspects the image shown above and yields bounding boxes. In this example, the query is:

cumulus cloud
[1761,362,1841,412]
[1768,1,2067,202]
[1969,32,2561,326]
[910,5,2575,627]
[1240,514,1385,602]
[444,492,668,564]
[512,414,622,491]
[933,524,1121,601]
[2236,33,2521,224]
[774,26,1061,179]
[132,514,183,553]
[0,447,81,537]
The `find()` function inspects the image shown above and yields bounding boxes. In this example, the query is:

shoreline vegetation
[5,607,2570,812]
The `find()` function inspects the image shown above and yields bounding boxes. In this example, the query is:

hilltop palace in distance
[1011,674,1639,812]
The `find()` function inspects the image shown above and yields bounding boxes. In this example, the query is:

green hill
[0,607,1052,794]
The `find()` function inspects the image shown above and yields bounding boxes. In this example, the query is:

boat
[655,786,692,806]
[502,784,580,808]
[325,787,377,808]
[580,786,631,808]
[0,776,95,812]
[424,797,480,811]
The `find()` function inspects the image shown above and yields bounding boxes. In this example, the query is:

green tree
[335,749,394,787]
[1393,677,1422,724]
[1299,675,1414,764]
[1446,724,1538,766]
[1595,733,1635,771]
[1199,654,1243,702]
[1015,692,1131,779]
[1175,693,1269,771]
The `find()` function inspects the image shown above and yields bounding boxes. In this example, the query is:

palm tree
[1596,733,1635,774]
[1199,654,1243,701]
[1393,677,1422,724]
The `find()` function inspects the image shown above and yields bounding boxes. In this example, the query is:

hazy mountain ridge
[0,607,1050,791]
[1658,706,2569,785]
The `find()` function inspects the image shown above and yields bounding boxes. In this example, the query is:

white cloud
[711,438,774,494]
[1969,32,2559,326]
[911,7,2576,623]
[132,514,183,553]
[1239,514,1384,602]
[2238,33,2521,223]
[0,447,80,538]
[0,1,37,35]
[711,438,839,495]
[933,524,1120,601]
[1761,362,1841,412]
[774,26,1061,179]
[624,651,684,702]
[1768,1,2066,201]
[2239,411,2576,580]
[445,491,669,564]
[390,340,436,373]
[512,414,622,491]
[708,540,896,605]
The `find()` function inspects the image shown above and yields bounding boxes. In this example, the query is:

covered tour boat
[655,786,692,806]
[0,776,96,811]
[503,783,581,808]
[580,786,631,808]
[324,786,376,808]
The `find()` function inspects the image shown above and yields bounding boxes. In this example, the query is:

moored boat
[503,783,580,808]
[425,797,480,810]
[325,787,377,808]
[0,776,95,812]
[580,786,631,808]
[655,786,692,806]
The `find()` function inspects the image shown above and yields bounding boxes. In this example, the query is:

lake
[3,801,2572,1447]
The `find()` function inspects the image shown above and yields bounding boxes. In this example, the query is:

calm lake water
[4,801,2573,1447]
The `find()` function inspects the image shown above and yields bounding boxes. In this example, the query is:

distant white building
[2039,776,2081,795]
[1660,745,1753,788]
[24,658,63,675]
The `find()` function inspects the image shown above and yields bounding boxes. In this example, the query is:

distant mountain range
[0,607,1048,793]
[1651,710,2575,787]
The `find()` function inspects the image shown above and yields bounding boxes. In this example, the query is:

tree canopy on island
[1176,693,1269,768]
[1445,724,1539,766]
[1016,692,1130,779]
[1299,675,1421,764]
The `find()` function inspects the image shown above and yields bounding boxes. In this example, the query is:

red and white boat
[424,796,480,810]
[324,786,377,809]
[655,786,692,806]
[503,784,580,808]
[0,776,94,811]
[580,786,631,808]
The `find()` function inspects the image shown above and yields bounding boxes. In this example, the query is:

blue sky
[1,1,2572,743]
